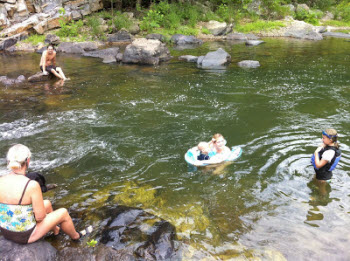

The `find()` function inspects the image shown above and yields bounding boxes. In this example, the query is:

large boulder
[107,30,133,42]
[170,34,203,45]
[45,34,61,45]
[122,38,171,65]
[0,31,28,50]
[197,48,231,69]
[238,60,260,68]
[202,20,233,36]
[83,47,120,63]
[284,20,323,40]
[0,236,57,260]
[57,41,101,54]
[226,33,260,40]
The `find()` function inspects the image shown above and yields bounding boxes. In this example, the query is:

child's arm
[314,146,328,169]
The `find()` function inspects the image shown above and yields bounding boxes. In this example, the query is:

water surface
[1,38,350,260]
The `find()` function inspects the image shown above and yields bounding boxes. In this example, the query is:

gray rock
[15,75,26,83]
[170,34,203,45]
[107,30,133,42]
[178,55,198,63]
[0,236,57,260]
[202,20,230,36]
[247,0,262,15]
[128,23,140,35]
[197,48,231,69]
[122,38,171,65]
[197,56,204,65]
[238,60,260,68]
[0,76,14,85]
[116,53,123,62]
[83,47,120,63]
[296,4,310,13]
[0,32,28,50]
[322,32,350,39]
[57,42,100,54]
[321,11,334,21]
[45,34,61,45]
[28,72,51,82]
[284,20,323,40]
[246,40,265,46]
[146,33,166,42]
[226,33,260,40]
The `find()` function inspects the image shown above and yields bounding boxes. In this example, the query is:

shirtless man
[40,45,68,80]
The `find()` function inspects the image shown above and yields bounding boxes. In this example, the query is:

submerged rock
[170,34,203,45]
[99,205,177,260]
[238,60,260,68]
[322,32,350,39]
[197,48,231,69]
[246,40,265,46]
[0,75,26,85]
[178,55,198,63]
[122,38,171,65]
[226,33,260,40]
[0,236,57,261]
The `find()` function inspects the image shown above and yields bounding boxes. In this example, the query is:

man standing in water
[40,45,68,80]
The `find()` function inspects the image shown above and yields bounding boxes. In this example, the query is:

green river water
[1,37,350,260]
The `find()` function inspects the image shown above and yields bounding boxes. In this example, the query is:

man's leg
[50,68,64,80]
[56,67,67,80]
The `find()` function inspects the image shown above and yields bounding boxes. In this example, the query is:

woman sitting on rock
[0,144,91,244]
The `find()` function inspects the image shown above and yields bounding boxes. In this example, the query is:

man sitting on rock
[40,44,68,80]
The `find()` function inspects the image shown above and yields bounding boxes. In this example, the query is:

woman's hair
[212,133,224,143]
[7,144,31,170]
[325,128,340,149]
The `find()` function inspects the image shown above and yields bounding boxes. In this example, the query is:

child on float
[311,128,341,194]
[197,142,210,160]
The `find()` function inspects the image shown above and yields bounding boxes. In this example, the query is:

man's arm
[41,51,48,74]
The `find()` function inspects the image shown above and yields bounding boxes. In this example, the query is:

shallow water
[1,38,350,259]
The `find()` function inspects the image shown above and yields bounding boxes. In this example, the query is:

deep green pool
[1,37,350,259]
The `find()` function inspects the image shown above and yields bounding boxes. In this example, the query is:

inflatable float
[185,146,242,166]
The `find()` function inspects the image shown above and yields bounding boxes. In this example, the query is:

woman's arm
[30,182,47,222]
[314,147,328,169]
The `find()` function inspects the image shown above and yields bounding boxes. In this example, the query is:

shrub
[57,19,84,37]
[86,15,104,39]
[335,1,350,21]
[22,34,46,45]
[113,11,133,30]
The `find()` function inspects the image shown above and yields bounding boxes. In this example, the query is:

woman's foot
[73,225,93,241]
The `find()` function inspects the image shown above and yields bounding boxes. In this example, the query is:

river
[1,37,350,260]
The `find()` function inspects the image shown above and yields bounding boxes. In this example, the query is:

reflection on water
[1,38,350,259]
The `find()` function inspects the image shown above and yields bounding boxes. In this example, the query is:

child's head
[322,128,339,148]
[198,142,210,154]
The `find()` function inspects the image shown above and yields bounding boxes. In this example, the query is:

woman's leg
[28,208,80,243]
[43,200,60,235]
[56,67,67,80]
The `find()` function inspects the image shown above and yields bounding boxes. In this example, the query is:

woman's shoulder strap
[18,179,32,205]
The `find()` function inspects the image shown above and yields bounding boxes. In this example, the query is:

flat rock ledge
[238,60,261,68]
[28,72,51,83]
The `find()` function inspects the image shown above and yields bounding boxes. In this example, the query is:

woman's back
[0,175,33,205]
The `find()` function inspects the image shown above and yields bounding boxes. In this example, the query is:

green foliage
[235,20,285,33]
[113,11,133,30]
[140,9,164,31]
[201,27,211,35]
[322,20,350,27]
[295,7,322,25]
[57,19,84,38]
[335,1,350,21]
[22,34,46,45]
[86,15,104,39]
[87,239,97,247]
[58,7,65,16]
[98,10,112,20]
